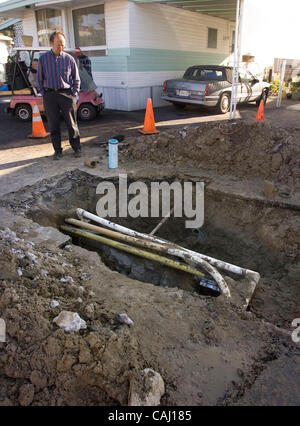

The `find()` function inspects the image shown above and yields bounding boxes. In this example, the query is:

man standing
[38,31,81,160]
[75,47,92,79]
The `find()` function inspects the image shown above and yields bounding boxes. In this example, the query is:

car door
[239,70,262,102]
[248,71,263,100]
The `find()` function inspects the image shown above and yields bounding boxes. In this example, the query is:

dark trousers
[43,91,81,154]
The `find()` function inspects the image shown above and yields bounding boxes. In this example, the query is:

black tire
[77,103,97,121]
[217,93,230,114]
[172,102,186,109]
[15,103,32,122]
[256,90,268,106]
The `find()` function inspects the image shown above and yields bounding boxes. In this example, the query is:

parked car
[161,65,270,113]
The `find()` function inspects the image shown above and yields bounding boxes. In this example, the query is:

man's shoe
[53,152,62,160]
[74,150,82,158]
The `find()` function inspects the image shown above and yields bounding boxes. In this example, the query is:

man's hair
[32,58,39,62]
[49,31,66,43]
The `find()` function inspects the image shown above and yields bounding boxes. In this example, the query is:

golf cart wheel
[256,90,268,106]
[15,104,32,122]
[78,103,97,121]
[217,93,230,114]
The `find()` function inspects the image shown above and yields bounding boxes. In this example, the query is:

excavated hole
[4,169,298,326]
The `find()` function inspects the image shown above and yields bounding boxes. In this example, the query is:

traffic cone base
[138,128,160,135]
[28,132,50,139]
[255,100,264,122]
[28,101,50,139]
[139,98,160,135]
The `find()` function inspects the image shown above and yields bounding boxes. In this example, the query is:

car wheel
[15,104,32,122]
[172,102,186,109]
[256,90,268,106]
[217,93,230,114]
[77,103,97,121]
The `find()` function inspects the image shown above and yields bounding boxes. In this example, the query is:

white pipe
[77,208,256,277]
[76,209,230,297]
[150,207,174,236]
[76,209,260,298]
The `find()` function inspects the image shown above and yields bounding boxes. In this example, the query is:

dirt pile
[0,167,299,406]
[126,122,300,190]
[0,227,140,406]
[1,223,299,406]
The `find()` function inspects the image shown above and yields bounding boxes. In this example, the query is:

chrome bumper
[161,94,218,107]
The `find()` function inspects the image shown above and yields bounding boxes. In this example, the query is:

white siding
[127,70,184,87]
[129,2,235,54]
[22,9,39,47]
[102,86,129,110]
[93,71,129,87]
[93,71,176,109]
[105,0,130,49]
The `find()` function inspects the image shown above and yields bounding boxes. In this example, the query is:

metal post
[230,0,244,120]
[230,0,240,119]
[276,59,286,108]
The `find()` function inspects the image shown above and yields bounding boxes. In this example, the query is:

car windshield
[183,68,226,81]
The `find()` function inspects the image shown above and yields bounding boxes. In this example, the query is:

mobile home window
[72,5,106,47]
[207,28,218,49]
[35,9,63,46]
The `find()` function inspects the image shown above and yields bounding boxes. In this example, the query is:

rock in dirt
[128,368,165,406]
[264,180,275,198]
[116,313,134,326]
[18,384,35,406]
[53,311,87,332]
[30,370,47,391]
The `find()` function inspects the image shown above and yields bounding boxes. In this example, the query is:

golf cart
[5,47,104,122]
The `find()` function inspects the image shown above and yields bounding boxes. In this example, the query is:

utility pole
[276,59,286,108]
[230,0,245,120]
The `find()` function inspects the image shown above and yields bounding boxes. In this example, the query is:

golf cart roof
[14,47,50,52]
[13,47,77,52]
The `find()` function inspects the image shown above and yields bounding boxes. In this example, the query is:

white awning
[129,0,237,22]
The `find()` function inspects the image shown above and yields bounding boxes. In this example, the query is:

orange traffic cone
[255,100,264,122]
[28,102,50,139]
[138,98,160,135]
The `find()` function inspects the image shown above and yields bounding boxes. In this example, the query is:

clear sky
[241,0,300,64]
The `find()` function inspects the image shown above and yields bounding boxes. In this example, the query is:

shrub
[290,80,300,93]
[270,80,286,95]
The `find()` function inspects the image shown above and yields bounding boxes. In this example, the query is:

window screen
[35,9,63,46]
[208,28,218,49]
[72,4,106,47]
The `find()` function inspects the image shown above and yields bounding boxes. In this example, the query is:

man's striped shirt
[37,50,80,96]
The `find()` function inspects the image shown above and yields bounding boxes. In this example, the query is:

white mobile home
[0,0,236,110]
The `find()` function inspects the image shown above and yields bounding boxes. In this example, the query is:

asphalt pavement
[1,95,300,151]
